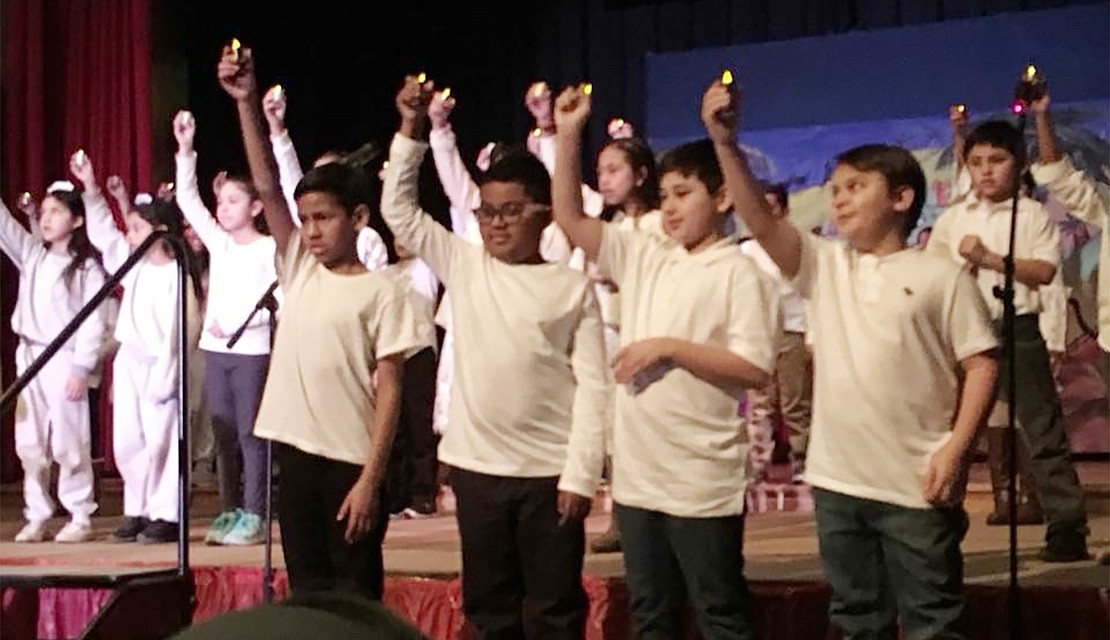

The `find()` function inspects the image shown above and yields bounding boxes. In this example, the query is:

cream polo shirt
[929,193,1061,319]
[252,234,427,466]
[795,233,998,509]
[382,133,612,498]
[598,226,780,517]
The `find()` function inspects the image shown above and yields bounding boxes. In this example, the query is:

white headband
[133,193,153,206]
[47,180,76,194]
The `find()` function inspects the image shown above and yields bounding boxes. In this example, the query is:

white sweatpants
[15,342,97,524]
[432,329,454,436]
[112,347,180,522]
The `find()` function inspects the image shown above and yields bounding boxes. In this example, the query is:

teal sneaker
[205,509,242,546]
[221,511,264,546]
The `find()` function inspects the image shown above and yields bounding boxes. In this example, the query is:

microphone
[227,280,279,349]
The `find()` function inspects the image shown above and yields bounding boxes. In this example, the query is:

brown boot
[589,516,621,553]
[986,428,1011,526]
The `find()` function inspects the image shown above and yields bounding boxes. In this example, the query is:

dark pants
[205,351,269,515]
[275,442,390,598]
[997,315,1087,541]
[614,503,754,640]
[386,347,438,512]
[451,468,587,639]
[813,488,968,640]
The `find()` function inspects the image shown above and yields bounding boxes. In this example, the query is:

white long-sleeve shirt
[270,130,389,272]
[383,257,439,353]
[176,152,278,355]
[83,192,196,403]
[1032,158,1109,352]
[0,199,106,376]
[383,133,611,497]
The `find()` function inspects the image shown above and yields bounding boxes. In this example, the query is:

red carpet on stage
[3,566,1108,640]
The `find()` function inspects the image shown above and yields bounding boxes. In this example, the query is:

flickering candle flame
[530,82,547,97]
[955,104,966,114]
[382,161,389,171]
[612,118,626,129]
[440,87,451,100]
[19,192,32,207]
[581,83,593,96]
[165,182,175,192]
[73,149,87,166]
[721,69,734,86]
[273,84,283,99]
[416,72,427,84]
[1024,64,1037,80]
[531,127,543,138]
[230,38,241,60]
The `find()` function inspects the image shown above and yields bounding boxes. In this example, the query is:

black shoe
[111,517,149,543]
[137,519,179,545]
[1038,531,1089,563]
[409,497,437,516]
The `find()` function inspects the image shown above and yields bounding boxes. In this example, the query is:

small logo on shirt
[903,287,914,296]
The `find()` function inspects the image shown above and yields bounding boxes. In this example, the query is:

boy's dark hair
[599,137,660,219]
[657,139,723,196]
[295,162,373,214]
[834,144,927,239]
[962,120,1028,169]
[762,181,789,209]
[478,148,552,206]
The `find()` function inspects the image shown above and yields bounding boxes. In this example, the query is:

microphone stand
[991,108,1025,640]
[226,281,279,603]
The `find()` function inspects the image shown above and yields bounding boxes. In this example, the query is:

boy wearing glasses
[382,76,612,639]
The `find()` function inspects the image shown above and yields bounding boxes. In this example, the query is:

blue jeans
[813,488,969,640]
[615,503,754,640]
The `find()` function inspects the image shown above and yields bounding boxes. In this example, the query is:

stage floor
[1,460,1107,588]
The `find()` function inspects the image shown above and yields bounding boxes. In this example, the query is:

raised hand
[553,85,591,135]
[212,170,228,198]
[428,88,456,130]
[607,117,634,140]
[700,75,739,144]
[1030,91,1051,117]
[173,110,196,152]
[525,81,554,131]
[262,84,287,134]
[106,175,129,205]
[948,104,969,131]
[396,73,434,139]
[68,149,97,191]
[217,44,256,102]
[17,192,38,219]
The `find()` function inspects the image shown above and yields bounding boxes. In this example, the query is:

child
[1,185,106,543]
[740,182,812,484]
[261,84,390,272]
[173,110,278,546]
[552,84,780,639]
[382,238,440,518]
[73,153,197,545]
[928,119,1088,562]
[707,77,998,638]
[219,45,424,598]
[384,75,611,638]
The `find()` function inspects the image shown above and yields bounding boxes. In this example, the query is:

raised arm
[1031,92,1108,230]
[704,76,802,277]
[381,75,461,281]
[0,198,37,270]
[427,89,482,230]
[262,84,305,220]
[217,45,294,253]
[173,110,229,249]
[551,86,605,259]
[69,152,129,274]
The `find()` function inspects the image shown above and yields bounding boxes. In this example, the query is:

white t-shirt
[382,133,611,498]
[795,233,998,509]
[929,193,1061,319]
[598,226,781,517]
[741,239,808,333]
[252,233,428,465]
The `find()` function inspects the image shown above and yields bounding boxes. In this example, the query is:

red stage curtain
[1,0,153,481]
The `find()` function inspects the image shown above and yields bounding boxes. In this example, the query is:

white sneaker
[14,521,47,543]
[53,521,93,543]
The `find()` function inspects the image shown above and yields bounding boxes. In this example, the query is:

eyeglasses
[472,201,549,224]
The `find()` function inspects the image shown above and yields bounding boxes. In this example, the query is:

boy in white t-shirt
[382,76,611,639]
[219,46,425,599]
[708,77,999,639]
[553,84,780,639]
